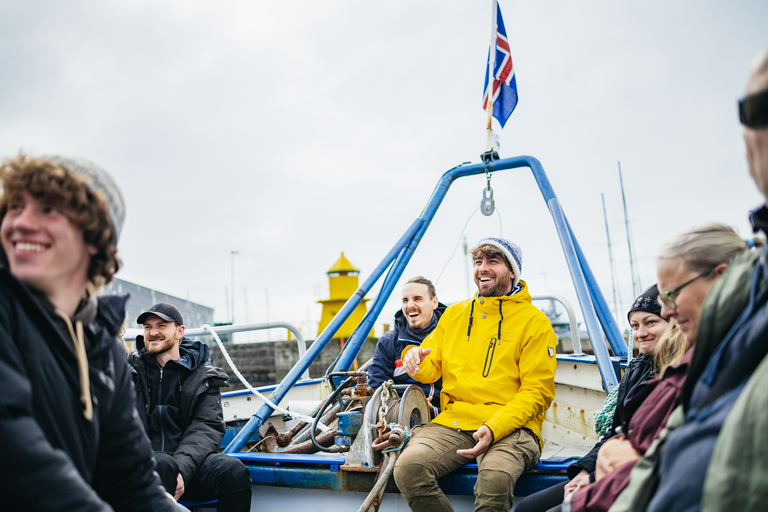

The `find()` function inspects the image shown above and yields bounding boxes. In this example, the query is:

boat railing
[123,321,312,381]
[223,154,627,454]
[531,293,583,356]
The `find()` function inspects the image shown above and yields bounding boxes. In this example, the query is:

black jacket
[130,336,228,484]
[567,353,655,478]
[0,264,176,511]
[368,303,447,403]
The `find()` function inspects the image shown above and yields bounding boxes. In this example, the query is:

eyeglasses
[739,88,768,130]
[657,268,715,310]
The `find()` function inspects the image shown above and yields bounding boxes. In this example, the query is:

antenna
[602,193,621,321]
[618,162,641,299]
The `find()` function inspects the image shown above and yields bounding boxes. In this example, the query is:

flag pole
[485,0,499,152]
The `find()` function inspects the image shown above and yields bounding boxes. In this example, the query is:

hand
[403,347,431,376]
[564,469,591,497]
[456,425,494,459]
[174,473,185,501]
[595,435,641,480]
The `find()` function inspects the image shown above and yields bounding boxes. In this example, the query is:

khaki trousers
[393,423,540,512]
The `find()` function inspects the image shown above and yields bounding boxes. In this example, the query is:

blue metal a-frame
[225,155,626,453]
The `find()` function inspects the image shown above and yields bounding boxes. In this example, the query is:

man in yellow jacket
[393,237,557,512]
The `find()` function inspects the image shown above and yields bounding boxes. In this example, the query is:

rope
[201,324,330,432]
[357,452,397,512]
[381,425,411,454]
[434,205,504,287]
[593,329,634,437]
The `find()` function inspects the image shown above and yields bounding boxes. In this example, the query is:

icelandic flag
[482,2,518,128]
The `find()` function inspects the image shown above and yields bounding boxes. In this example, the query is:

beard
[475,271,513,297]
[145,336,177,355]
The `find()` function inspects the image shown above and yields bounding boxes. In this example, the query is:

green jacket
[701,353,768,511]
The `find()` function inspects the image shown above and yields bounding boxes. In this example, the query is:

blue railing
[224,155,624,453]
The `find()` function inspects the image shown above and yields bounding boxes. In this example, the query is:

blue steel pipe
[499,157,619,388]
[564,218,627,358]
[334,219,431,372]
[548,199,618,391]
[224,219,424,453]
[333,251,406,374]
[226,155,624,451]
[332,160,501,371]
[339,155,618,380]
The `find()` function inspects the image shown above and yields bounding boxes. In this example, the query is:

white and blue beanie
[472,237,523,288]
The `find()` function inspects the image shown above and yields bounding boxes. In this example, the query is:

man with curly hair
[0,154,181,511]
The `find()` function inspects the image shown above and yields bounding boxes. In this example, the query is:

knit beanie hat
[627,284,664,323]
[472,237,523,288]
[44,155,126,242]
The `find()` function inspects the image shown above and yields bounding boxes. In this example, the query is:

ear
[431,295,439,310]
[176,324,185,342]
[713,262,729,278]
[87,244,98,256]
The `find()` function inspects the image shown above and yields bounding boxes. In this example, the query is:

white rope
[201,324,330,432]
[434,205,504,287]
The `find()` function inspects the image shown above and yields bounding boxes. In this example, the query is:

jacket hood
[394,301,447,338]
[135,335,210,371]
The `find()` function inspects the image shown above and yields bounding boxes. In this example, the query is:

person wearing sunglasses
[698,47,768,512]
[607,49,768,512]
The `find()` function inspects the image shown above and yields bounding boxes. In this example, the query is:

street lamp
[231,250,239,324]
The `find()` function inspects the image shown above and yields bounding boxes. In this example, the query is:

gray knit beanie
[44,155,125,242]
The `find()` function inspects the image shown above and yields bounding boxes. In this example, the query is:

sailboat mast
[618,161,641,299]
[602,193,621,321]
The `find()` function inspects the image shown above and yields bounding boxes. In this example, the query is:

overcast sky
[1,1,765,341]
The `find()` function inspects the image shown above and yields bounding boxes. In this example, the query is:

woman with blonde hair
[652,320,689,375]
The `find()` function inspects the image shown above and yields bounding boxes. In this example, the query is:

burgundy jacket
[568,350,693,512]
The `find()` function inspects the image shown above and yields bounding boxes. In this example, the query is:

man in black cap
[129,302,252,512]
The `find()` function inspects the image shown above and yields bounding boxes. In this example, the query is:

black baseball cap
[137,302,184,326]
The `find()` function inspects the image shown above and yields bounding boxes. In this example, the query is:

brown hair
[0,154,120,290]
[405,276,437,299]
[653,320,691,374]
[470,244,511,270]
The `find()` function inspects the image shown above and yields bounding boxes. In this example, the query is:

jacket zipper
[159,366,165,453]
[482,338,497,378]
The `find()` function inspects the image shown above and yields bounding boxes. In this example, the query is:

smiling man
[129,302,251,512]
[393,237,557,512]
[368,276,446,413]
[0,154,180,511]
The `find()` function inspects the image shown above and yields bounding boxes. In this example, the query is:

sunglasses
[657,268,715,310]
[739,88,768,130]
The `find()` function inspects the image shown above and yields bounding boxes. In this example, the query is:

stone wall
[209,338,378,391]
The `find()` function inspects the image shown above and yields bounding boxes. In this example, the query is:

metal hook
[481,186,495,216]
[480,150,498,216]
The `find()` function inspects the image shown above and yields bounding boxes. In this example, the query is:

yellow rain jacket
[402,280,556,448]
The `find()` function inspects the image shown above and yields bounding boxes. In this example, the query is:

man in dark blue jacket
[130,302,251,512]
[368,276,446,414]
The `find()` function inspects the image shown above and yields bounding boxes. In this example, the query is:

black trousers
[514,480,566,512]
[155,452,251,512]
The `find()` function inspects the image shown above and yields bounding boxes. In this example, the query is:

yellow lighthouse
[317,252,373,339]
